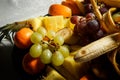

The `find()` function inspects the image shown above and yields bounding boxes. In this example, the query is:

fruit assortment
[1,0,120,80]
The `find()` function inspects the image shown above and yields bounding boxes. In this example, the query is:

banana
[98,0,120,8]
[74,33,120,62]
[103,8,119,34]
[56,27,79,45]
[53,56,90,80]
[90,0,108,33]
[107,49,120,76]
[42,66,66,80]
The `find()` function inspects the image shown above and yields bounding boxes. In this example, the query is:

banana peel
[90,0,120,34]
[107,49,120,76]
[103,8,119,34]
[53,55,90,80]
[90,0,108,33]
[98,0,120,8]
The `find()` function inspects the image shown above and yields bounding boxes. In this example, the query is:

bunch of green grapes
[29,27,70,66]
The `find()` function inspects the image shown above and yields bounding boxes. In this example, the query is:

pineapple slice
[53,56,90,80]
[65,18,75,30]
[43,16,65,32]
[43,66,66,80]
[27,16,44,31]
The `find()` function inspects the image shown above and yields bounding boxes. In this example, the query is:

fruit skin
[14,28,33,49]
[98,0,120,8]
[22,53,45,75]
[61,0,81,15]
[48,4,72,17]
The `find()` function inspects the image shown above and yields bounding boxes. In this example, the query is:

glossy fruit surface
[61,0,81,15]
[48,4,72,17]
[22,53,45,75]
[14,28,33,49]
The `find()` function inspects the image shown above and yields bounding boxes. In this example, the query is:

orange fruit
[61,0,81,15]
[14,27,33,49]
[79,74,95,80]
[22,53,45,75]
[48,4,72,17]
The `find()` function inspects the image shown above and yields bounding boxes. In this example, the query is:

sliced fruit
[27,17,44,31]
[53,56,90,80]
[43,66,66,80]
[43,16,65,32]
[56,27,79,45]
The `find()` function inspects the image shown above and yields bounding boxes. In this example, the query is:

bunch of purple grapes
[70,13,105,46]
[70,0,108,46]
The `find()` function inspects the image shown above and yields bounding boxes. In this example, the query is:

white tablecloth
[0,0,61,27]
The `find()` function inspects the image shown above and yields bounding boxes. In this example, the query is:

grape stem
[41,40,59,53]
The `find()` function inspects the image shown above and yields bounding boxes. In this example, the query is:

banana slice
[56,27,79,45]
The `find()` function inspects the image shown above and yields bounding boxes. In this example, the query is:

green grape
[47,30,55,39]
[37,27,47,37]
[30,32,43,43]
[53,35,64,45]
[40,49,52,64]
[42,43,48,50]
[51,51,64,66]
[29,43,42,58]
[58,45,70,58]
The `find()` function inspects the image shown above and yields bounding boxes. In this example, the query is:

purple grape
[85,19,100,35]
[92,29,105,40]
[78,36,91,46]
[84,4,93,13]
[84,0,91,4]
[99,7,108,14]
[70,16,80,24]
[74,19,87,36]
[86,13,96,20]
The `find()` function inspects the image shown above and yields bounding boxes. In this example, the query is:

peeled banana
[74,33,120,62]
[56,27,79,45]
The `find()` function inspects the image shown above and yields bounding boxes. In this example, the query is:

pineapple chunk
[53,56,90,80]
[66,18,75,30]
[43,66,66,80]
[43,16,65,32]
[27,16,44,31]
